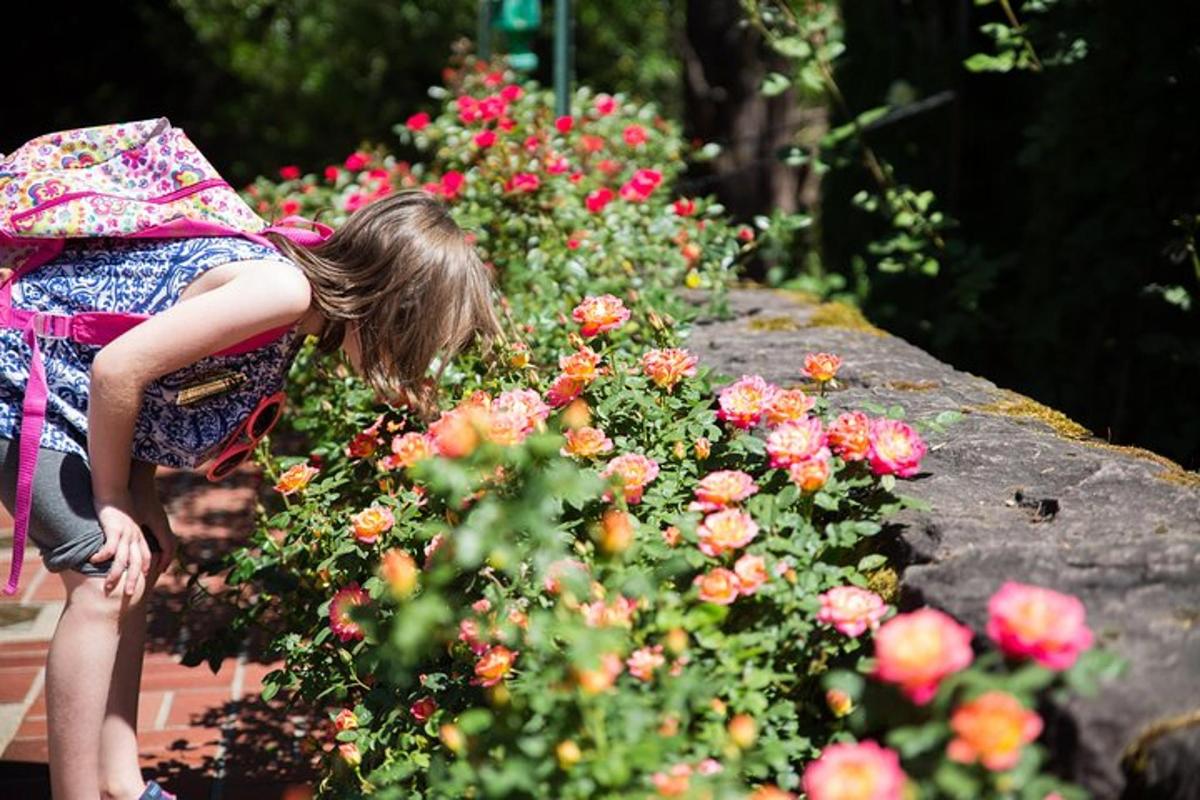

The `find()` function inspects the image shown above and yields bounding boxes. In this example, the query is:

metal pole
[553,0,573,116]
[478,0,492,61]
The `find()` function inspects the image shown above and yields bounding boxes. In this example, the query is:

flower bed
[198,61,1116,799]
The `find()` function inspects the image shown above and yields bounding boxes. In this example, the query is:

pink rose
[867,418,927,478]
[873,608,974,704]
[986,582,1094,669]
[803,741,906,800]
[816,586,888,637]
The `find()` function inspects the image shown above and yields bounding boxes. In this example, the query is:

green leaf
[761,72,793,97]
[855,105,890,129]
[260,680,280,702]
[897,493,932,511]
[935,410,964,426]
[685,603,731,629]
[857,554,888,571]
[821,669,865,699]
[964,51,1017,72]
[934,760,984,799]
[885,722,949,758]
[457,707,493,735]
[813,491,840,511]
[771,36,812,60]
[1063,648,1127,696]
[1004,663,1057,695]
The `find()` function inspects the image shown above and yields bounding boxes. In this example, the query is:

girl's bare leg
[46,569,149,800]
[98,556,165,799]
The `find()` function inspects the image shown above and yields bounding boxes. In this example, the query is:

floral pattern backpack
[0,118,331,594]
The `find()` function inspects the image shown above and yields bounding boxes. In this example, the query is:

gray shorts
[0,437,160,577]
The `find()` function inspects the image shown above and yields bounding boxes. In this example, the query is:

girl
[0,189,499,800]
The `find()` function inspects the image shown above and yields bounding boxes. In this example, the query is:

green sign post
[493,0,541,73]
[477,0,573,115]
[553,0,573,116]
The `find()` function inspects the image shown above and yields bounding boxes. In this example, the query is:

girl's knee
[63,573,149,619]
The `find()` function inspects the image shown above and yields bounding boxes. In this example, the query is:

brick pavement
[0,467,316,799]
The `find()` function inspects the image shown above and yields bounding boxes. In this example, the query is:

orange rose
[384,432,434,470]
[788,455,831,492]
[693,568,742,605]
[828,411,870,462]
[440,723,466,754]
[572,294,630,337]
[560,347,603,383]
[803,352,843,383]
[556,739,582,768]
[274,463,319,495]
[561,398,591,429]
[641,348,699,390]
[598,509,635,554]
[576,652,624,694]
[428,409,482,458]
[825,688,854,718]
[350,505,394,545]
[947,691,1043,771]
[379,548,418,598]
[473,645,518,687]
[728,714,757,748]
[763,388,815,427]
[561,426,613,458]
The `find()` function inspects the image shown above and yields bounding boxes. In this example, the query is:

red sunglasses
[205,391,286,481]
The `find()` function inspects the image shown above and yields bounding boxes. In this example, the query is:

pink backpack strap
[260,216,335,247]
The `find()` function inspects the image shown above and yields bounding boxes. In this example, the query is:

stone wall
[685,289,1200,800]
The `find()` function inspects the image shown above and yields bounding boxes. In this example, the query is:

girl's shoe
[138,780,177,800]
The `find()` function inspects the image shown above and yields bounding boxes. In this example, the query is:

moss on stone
[748,315,801,332]
[867,567,901,604]
[805,302,888,337]
[1172,608,1200,629]
[1157,467,1200,489]
[886,379,940,391]
[973,389,1093,440]
[1122,709,1200,777]
[973,389,1200,490]
[1087,443,1200,490]
[773,288,822,306]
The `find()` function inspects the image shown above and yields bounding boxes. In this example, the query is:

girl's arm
[87,259,312,595]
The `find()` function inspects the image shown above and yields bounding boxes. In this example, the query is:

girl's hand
[89,493,152,596]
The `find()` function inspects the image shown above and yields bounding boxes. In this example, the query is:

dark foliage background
[825,0,1200,466]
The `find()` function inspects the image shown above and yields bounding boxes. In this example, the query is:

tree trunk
[680,0,801,219]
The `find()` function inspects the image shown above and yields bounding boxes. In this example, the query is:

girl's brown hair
[267,190,500,403]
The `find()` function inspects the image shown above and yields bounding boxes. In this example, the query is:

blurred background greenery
[4,0,1198,467]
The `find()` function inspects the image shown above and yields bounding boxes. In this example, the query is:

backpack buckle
[32,313,71,339]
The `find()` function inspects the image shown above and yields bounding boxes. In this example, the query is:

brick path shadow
[146,467,277,655]
[149,467,324,797]
[151,695,321,789]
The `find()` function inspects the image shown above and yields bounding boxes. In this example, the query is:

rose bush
[190,60,1118,799]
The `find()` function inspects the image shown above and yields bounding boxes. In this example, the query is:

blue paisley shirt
[0,236,303,468]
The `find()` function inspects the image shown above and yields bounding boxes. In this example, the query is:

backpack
[0,118,330,595]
